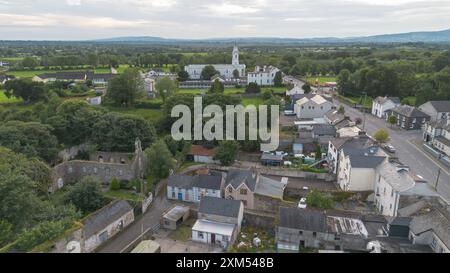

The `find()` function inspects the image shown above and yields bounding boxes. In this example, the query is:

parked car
[294,153,305,158]
[284,161,292,166]
[383,144,396,153]
[298,198,307,209]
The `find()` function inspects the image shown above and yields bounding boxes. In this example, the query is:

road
[97,187,172,253]
[333,98,450,201]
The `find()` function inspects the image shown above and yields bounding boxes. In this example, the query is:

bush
[110,177,120,191]
[15,221,67,252]
[245,82,261,94]
[306,190,334,209]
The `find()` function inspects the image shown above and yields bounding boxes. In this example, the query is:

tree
[65,176,105,214]
[215,141,239,166]
[355,117,362,125]
[245,82,261,94]
[0,220,13,247]
[0,121,59,163]
[145,139,174,179]
[209,79,224,93]
[14,221,68,252]
[233,69,240,79]
[91,112,156,152]
[4,79,48,103]
[306,190,333,209]
[274,71,283,87]
[21,57,39,68]
[262,90,272,100]
[155,76,177,102]
[177,70,189,82]
[315,144,322,160]
[110,177,120,191]
[106,68,144,107]
[337,106,345,115]
[201,65,218,80]
[302,82,311,93]
[337,69,352,95]
[388,115,397,127]
[374,128,389,144]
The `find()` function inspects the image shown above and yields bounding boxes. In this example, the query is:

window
[242,200,247,206]
[391,189,394,197]
[431,237,437,248]
[313,232,317,238]
[299,230,303,235]
[228,186,232,193]
[240,188,247,195]
[198,231,204,239]
[171,191,175,198]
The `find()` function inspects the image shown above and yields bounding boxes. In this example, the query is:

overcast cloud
[0,0,449,40]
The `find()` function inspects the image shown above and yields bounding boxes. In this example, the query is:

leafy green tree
[145,139,174,179]
[0,220,13,247]
[110,178,120,191]
[245,82,261,94]
[233,69,240,79]
[262,90,272,100]
[177,70,189,82]
[337,106,345,115]
[337,69,352,95]
[374,128,389,144]
[306,190,333,209]
[65,176,105,214]
[21,57,39,68]
[201,65,219,80]
[388,115,397,127]
[215,141,239,166]
[302,82,311,93]
[274,71,283,87]
[15,221,68,252]
[106,68,144,107]
[4,79,48,103]
[91,112,156,152]
[432,51,450,71]
[155,76,177,102]
[0,121,59,163]
[209,79,224,93]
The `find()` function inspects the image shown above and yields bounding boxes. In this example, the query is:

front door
[178,192,183,201]
[211,233,216,244]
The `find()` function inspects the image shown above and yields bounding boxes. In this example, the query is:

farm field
[306,77,337,85]
[177,86,286,95]
[7,64,130,78]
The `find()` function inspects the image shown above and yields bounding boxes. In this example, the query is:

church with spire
[184,44,246,80]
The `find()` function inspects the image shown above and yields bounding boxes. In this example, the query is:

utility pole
[435,168,441,191]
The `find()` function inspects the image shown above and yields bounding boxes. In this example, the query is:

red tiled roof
[189,145,216,156]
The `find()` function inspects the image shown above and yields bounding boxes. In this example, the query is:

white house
[286,85,304,97]
[418,101,450,123]
[327,136,373,174]
[167,173,224,203]
[371,96,401,118]
[188,144,218,164]
[247,65,280,86]
[192,197,244,249]
[337,146,386,191]
[185,45,246,80]
[373,163,415,217]
[295,94,334,119]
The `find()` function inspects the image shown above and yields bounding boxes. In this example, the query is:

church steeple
[232,43,239,65]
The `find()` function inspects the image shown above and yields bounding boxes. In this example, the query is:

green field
[7,64,130,78]
[177,87,285,96]
[0,91,22,104]
[306,77,337,85]
[338,94,373,108]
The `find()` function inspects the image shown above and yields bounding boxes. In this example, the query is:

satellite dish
[66,241,81,253]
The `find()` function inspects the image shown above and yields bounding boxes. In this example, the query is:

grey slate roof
[198,196,242,218]
[312,124,336,136]
[254,176,285,199]
[260,153,284,161]
[343,146,385,168]
[279,207,327,232]
[168,174,223,190]
[409,207,450,248]
[225,169,258,191]
[390,105,429,118]
[83,200,133,238]
[390,217,412,227]
[374,96,401,105]
[428,101,450,112]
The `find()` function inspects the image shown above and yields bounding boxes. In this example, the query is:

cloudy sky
[1,0,450,40]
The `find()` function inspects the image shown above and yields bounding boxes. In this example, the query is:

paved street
[97,186,173,253]
[333,98,450,200]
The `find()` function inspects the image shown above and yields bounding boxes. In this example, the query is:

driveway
[333,98,450,200]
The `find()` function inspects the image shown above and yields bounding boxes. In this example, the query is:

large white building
[184,45,246,80]
[371,96,401,118]
[247,65,280,86]
[294,94,334,119]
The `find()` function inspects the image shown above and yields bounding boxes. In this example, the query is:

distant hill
[89,29,450,45]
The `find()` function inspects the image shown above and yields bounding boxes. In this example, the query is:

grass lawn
[402,96,417,106]
[338,94,373,108]
[177,161,205,172]
[103,189,144,202]
[7,64,130,78]
[169,218,196,242]
[0,90,22,104]
[241,97,265,106]
[0,57,24,61]
[105,107,163,123]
